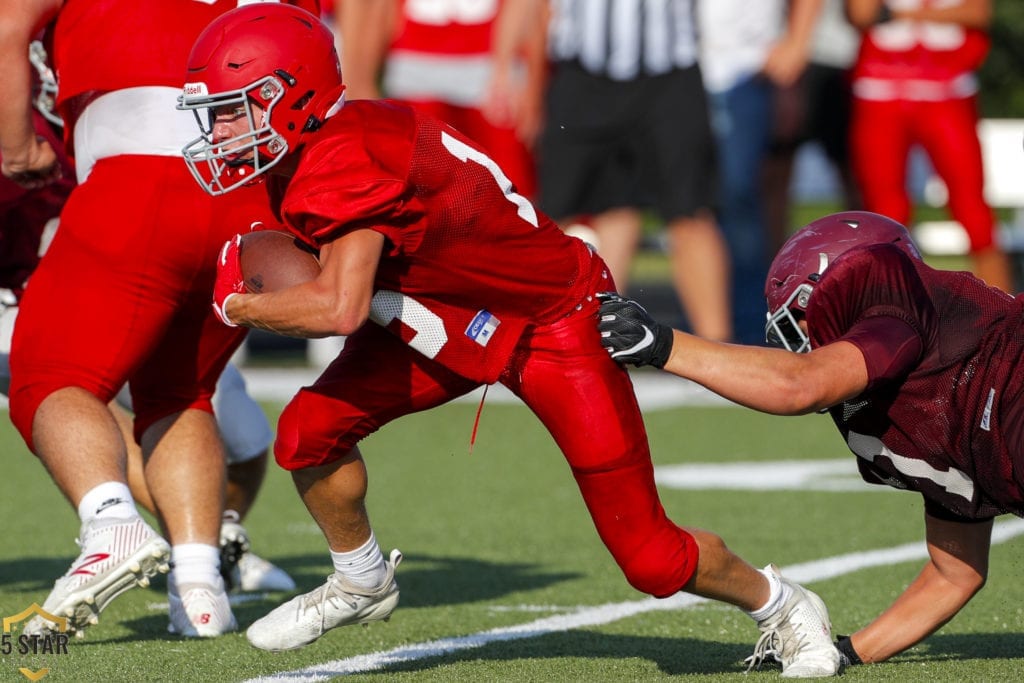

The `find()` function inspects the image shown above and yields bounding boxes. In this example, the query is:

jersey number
[441,131,538,227]
[846,431,975,501]
[363,132,534,360]
[369,290,448,359]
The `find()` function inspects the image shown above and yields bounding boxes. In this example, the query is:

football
[239,230,321,293]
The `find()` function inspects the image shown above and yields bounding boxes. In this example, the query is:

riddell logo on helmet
[183,82,209,96]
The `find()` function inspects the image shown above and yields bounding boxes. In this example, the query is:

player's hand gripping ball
[213,230,321,326]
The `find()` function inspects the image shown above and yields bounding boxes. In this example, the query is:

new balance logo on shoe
[168,579,237,637]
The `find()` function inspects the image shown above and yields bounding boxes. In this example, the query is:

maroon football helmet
[764,211,922,352]
[177,3,344,195]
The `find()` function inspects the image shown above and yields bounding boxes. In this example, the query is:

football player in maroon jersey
[599,209,1023,666]
[177,4,841,674]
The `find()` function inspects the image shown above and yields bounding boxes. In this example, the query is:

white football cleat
[748,565,841,678]
[23,516,170,637]
[236,551,296,593]
[168,576,238,638]
[246,549,402,651]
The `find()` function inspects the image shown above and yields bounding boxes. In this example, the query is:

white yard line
[238,367,731,410]
[241,518,1024,682]
[0,366,731,411]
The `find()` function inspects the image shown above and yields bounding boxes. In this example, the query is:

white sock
[77,482,137,524]
[170,543,222,587]
[746,565,793,622]
[330,532,386,589]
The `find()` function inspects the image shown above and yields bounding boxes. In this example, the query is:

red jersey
[807,244,1024,520]
[391,0,498,56]
[52,0,320,123]
[851,0,988,101]
[382,0,506,107]
[270,100,598,384]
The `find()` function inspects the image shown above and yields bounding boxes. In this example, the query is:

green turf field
[1,381,1023,682]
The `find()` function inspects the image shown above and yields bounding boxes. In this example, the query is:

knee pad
[573,459,699,597]
[274,392,366,471]
[619,524,700,598]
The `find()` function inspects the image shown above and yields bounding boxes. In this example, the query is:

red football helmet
[764,211,922,352]
[178,3,344,195]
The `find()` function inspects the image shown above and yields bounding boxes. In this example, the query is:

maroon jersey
[270,100,597,384]
[0,111,75,297]
[807,244,1024,520]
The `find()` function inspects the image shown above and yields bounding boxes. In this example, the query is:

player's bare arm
[845,513,992,663]
[338,0,397,100]
[664,330,868,415]
[762,0,821,88]
[0,0,62,188]
[485,0,547,137]
[221,228,385,338]
[598,292,869,415]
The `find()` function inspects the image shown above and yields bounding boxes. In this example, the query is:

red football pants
[850,95,997,251]
[8,155,273,448]
[275,298,698,598]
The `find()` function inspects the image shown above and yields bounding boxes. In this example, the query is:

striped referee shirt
[547,0,700,81]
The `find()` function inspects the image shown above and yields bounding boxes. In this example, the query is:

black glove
[596,292,674,368]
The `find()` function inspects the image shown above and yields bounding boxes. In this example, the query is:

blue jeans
[708,75,774,345]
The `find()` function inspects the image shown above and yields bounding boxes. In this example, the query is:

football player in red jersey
[0,37,296,601]
[0,0,317,639]
[599,210,1024,667]
[178,5,841,674]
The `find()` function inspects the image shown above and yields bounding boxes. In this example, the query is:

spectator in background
[539,0,732,341]
[698,0,823,345]
[339,0,544,199]
[0,0,316,640]
[845,0,1012,292]
[763,0,863,254]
